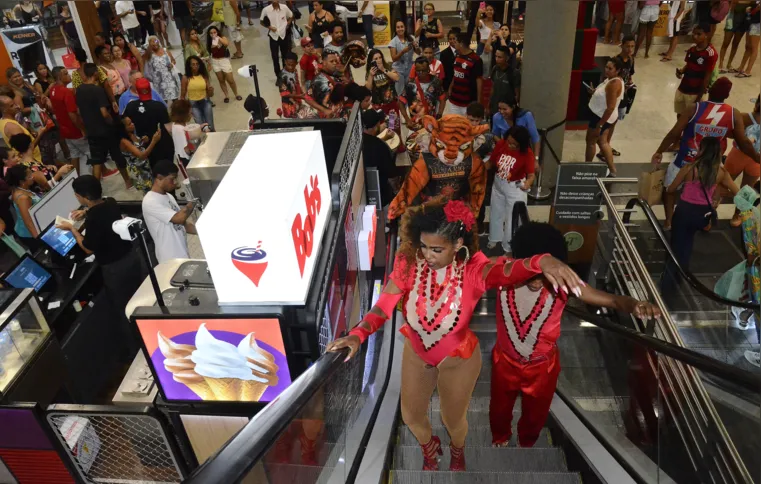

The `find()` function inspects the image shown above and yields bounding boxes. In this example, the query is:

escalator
[615,197,758,370]
[183,203,761,483]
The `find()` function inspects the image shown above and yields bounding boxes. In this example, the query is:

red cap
[135,78,152,101]
[300,37,313,48]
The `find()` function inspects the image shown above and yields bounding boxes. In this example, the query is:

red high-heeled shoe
[449,443,466,471]
[421,436,442,470]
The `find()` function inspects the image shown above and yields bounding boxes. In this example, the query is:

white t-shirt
[361,1,375,16]
[116,1,139,30]
[142,191,189,263]
[171,123,189,162]
[261,4,293,40]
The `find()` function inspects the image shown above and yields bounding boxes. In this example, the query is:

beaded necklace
[412,255,465,345]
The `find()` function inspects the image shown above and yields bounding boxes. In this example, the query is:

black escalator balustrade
[621,197,759,369]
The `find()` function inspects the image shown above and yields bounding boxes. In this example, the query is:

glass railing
[618,198,758,373]
[558,305,760,483]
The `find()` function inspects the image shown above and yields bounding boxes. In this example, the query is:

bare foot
[661,56,672,62]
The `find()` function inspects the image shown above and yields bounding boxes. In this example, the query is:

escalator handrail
[184,224,400,484]
[182,348,349,484]
[566,306,760,392]
[622,198,756,310]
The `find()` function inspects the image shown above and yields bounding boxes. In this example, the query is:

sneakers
[744,351,760,368]
[102,167,119,178]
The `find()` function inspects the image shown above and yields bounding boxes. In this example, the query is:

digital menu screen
[135,318,292,403]
[3,257,51,292]
[41,226,77,257]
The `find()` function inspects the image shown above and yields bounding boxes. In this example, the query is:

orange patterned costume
[388,115,489,221]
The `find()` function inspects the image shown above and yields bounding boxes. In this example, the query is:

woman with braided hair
[327,198,583,472]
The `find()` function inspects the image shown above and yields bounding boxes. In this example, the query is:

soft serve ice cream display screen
[136,319,292,402]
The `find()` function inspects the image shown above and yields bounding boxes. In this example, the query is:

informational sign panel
[552,163,607,225]
[551,162,608,271]
[197,131,331,306]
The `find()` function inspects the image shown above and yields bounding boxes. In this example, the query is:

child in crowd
[409,46,445,81]
[490,222,660,448]
[277,52,305,119]
[299,37,320,92]
[8,130,73,192]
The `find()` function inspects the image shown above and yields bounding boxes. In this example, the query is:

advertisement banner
[136,318,293,403]
[371,1,392,47]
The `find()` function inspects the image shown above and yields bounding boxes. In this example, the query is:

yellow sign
[653,3,673,37]
[372,1,392,47]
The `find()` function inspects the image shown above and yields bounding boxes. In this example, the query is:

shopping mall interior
[0,1,758,483]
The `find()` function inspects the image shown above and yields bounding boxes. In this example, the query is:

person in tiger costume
[388,114,489,221]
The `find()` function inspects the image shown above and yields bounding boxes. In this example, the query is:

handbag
[1,234,28,258]
[62,48,79,69]
[698,168,719,225]
[711,0,731,22]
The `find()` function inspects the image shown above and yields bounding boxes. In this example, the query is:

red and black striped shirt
[678,44,718,95]
[449,51,483,107]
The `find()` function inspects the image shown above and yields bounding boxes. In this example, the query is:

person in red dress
[489,222,661,448]
[327,198,584,472]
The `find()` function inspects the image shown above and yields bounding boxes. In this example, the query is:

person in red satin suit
[490,222,661,447]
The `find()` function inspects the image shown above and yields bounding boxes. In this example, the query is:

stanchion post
[528,129,552,201]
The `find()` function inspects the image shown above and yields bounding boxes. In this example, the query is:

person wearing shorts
[208,26,242,102]
[635,0,661,58]
[735,2,760,77]
[171,0,194,46]
[673,25,717,116]
[695,0,722,42]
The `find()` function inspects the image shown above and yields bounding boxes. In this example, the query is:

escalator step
[392,446,569,472]
[390,470,582,484]
[398,425,552,448]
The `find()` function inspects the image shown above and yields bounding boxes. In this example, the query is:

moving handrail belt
[623,197,757,310]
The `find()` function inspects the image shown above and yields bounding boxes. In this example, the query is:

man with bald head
[0,95,42,163]
[118,70,166,114]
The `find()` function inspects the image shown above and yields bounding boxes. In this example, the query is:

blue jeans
[363,15,375,48]
[191,99,215,131]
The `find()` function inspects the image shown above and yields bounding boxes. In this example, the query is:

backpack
[711,0,731,22]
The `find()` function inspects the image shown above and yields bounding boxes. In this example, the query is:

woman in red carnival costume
[489,222,661,448]
[327,199,584,471]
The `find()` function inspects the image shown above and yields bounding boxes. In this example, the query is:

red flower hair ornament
[444,200,476,233]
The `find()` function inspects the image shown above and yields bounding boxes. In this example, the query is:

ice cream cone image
[173,370,216,400]
[204,377,243,401]
[237,333,279,402]
[157,331,216,400]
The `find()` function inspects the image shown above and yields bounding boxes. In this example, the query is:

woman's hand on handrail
[326,333,362,361]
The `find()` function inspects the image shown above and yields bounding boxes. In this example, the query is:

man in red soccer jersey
[489,222,661,448]
[653,77,759,229]
[446,32,483,116]
[673,24,718,118]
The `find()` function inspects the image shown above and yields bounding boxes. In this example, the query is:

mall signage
[197,131,331,305]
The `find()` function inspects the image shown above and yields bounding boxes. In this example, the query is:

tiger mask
[423,114,489,166]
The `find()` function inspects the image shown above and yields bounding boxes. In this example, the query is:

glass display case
[0,288,51,396]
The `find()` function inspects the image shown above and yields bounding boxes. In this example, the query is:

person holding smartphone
[415,3,444,58]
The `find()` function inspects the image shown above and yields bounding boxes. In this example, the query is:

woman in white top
[476,4,500,57]
[585,57,624,176]
[168,99,207,166]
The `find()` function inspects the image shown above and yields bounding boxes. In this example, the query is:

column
[71,0,102,60]
[520,1,579,189]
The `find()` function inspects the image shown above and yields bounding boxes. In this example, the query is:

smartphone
[479,1,486,10]
[422,14,428,23]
